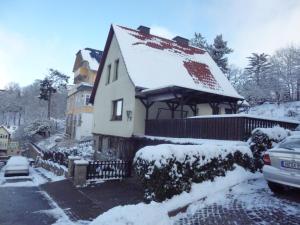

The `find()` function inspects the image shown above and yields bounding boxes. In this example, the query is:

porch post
[209,102,220,115]
[139,98,153,121]
[146,105,149,121]
[229,102,238,114]
[180,98,184,119]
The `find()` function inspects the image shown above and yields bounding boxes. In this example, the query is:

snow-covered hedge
[134,144,254,202]
[249,126,291,170]
[36,157,68,177]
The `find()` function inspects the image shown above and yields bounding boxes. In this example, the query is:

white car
[4,156,30,177]
[263,135,300,193]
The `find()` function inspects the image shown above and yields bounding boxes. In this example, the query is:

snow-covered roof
[80,48,103,71]
[113,25,243,99]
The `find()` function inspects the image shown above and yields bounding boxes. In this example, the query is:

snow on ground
[89,165,259,225]
[37,135,94,159]
[247,101,300,122]
[174,175,300,224]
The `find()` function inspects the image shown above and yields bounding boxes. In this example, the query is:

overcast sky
[1,0,300,88]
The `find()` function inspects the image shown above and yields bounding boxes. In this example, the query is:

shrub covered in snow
[134,144,254,202]
[249,126,291,170]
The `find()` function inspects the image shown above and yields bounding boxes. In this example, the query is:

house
[90,25,244,160]
[66,48,103,140]
[0,125,20,156]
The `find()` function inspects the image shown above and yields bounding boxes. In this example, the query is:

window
[85,95,90,105]
[225,108,233,114]
[112,99,123,121]
[113,59,119,81]
[106,64,111,85]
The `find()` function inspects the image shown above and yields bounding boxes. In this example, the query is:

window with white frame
[111,99,123,121]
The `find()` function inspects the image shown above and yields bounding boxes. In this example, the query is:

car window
[278,139,300,149]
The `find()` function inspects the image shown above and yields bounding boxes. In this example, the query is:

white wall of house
[197,104,213,115]
[75,112,93,140]
[93,35,136,138]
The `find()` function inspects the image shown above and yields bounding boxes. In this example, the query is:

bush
[249,126,291,170]
[134,144,254,202]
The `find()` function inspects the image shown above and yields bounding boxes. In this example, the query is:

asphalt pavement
[0,186,57,225]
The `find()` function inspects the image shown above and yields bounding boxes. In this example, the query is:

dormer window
[106,64,111,85]
[113,59,119,81]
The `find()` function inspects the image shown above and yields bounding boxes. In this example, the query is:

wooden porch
[145,115,299,141]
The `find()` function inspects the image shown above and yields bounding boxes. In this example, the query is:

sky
[1,0,300,88]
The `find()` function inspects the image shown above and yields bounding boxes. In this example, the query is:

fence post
[73,159,89,187]
[67,156,81,178]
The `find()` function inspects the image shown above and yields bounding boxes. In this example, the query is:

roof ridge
[114,24,206,52]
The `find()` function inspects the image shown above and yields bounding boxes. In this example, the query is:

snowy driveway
[174,177,300,225]
[0,186,58,225]
[0,167,83,225]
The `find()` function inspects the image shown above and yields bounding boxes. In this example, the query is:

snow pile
[89,166,258,225]
[134,144,254,201]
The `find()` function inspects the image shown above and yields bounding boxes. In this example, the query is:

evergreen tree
[208,35,233,74]
[38,69,69,119]
[245,53,270,87]
[190,33,208,50]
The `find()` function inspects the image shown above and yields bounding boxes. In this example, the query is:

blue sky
[1,0,300,88]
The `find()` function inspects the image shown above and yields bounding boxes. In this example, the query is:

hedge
[134,144,254,202]
[249,126,290,170]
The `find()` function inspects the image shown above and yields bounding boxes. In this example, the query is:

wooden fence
[145,115,299,141]
[86,160,132,180]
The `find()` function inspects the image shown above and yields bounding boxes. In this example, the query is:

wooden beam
[189,105,197,116]
[209,102,220,115]
[228,102,238,114]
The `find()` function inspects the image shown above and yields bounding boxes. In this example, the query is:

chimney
[172,36,189,46]
[137,25,150,34]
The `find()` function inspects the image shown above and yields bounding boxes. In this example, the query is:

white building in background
[66,48,103,140]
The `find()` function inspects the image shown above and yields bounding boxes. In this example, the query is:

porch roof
[136,85,243,105]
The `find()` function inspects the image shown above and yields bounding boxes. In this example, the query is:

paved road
[174,178,300,225]
[0,186,57,225]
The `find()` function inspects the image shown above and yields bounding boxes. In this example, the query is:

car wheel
[268,181,285,194]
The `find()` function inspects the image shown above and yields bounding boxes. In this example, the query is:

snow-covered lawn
[89,166,259,225]
[247,101,300,122]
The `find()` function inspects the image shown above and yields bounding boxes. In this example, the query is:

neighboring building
[66,48,103,140]
[90,25,244,160]
[0,125,20,157]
